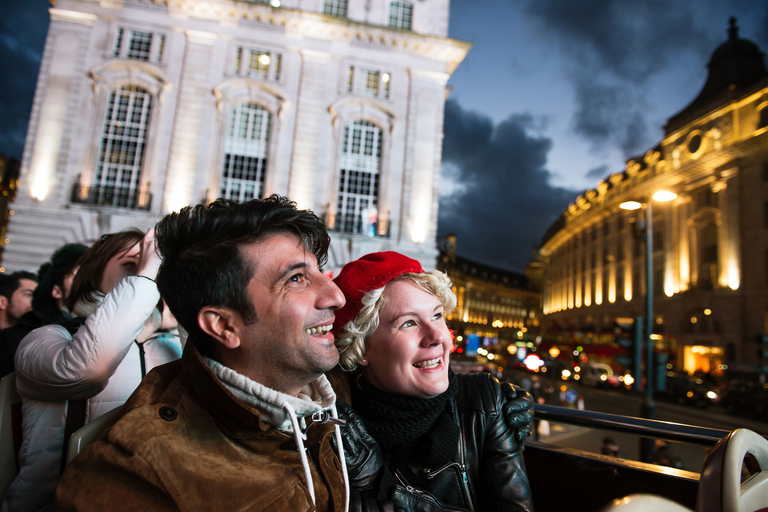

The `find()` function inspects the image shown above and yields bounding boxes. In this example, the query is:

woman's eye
[401,320,416,328]
[433,312,443,320]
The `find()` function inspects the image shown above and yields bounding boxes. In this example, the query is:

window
[336,120,382,235]
[700,223,718,289]
[220,103,271,202]
[388,1,413,30]
[323,0,347,17]
[653,230,664,251]
[347,67,391,98]
[113,28,165,62]
[235,47,282,81]
[93,85,152,208]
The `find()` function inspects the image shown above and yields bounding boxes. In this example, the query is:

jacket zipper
[422,407,475,511]
[456,420,475,512]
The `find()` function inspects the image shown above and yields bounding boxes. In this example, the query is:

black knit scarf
[350,370,459,469]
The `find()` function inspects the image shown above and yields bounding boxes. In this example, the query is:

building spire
[728,16,738,41]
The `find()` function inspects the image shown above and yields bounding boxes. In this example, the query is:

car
[581,363,623,388]
[655,372,721,409]
[722,379,768,418]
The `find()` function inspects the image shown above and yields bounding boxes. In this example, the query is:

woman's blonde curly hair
[335,270,457,371]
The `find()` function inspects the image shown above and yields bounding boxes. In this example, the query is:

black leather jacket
[351,372,533,512]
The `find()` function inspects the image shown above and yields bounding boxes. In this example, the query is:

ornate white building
[537,20,768,374]
[4,0,469,272]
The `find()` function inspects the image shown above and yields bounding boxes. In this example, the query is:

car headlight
[706,391,718,400]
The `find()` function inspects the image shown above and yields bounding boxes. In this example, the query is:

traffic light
[758,334,768,360]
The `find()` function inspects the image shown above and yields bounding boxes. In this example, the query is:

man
[0,271,37,330]
[56,196,350,511]
[0,243,87,377]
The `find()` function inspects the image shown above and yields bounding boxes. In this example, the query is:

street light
[620,190,677,462]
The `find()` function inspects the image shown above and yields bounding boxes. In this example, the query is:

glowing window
[388,1,413,30]
[94,86,152,208]
[323,0,347,17]
[337,121,381,235]
[221,103,271,202]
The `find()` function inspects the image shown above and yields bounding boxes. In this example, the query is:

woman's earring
[360,358,368,365]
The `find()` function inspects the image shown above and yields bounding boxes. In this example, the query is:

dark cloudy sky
[2,1,767,272]
[440,0,768,272]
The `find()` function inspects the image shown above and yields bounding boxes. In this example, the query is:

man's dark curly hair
[154,195,330,359]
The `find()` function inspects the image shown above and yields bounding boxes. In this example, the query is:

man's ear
[197,307,242,350]
[0,295,7,312]
[51,285,64,301]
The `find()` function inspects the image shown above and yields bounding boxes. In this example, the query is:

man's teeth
[413,357,441,369]
[306,325,332,335]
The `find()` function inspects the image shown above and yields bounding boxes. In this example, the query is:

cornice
[97,0,471,73]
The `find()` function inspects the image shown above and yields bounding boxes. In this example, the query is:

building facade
[538,20,768,377]
[438,234,542,368]
[4,0,469,273]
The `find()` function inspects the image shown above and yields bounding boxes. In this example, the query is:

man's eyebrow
[274,262,309,284]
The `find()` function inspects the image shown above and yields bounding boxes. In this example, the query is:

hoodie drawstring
[283,402,351,511]
[331,403,350,512]
[283,403,316,506]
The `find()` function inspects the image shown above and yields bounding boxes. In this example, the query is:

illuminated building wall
[538,20,768,369]
[438,234,542,357]
[3,0,468,273]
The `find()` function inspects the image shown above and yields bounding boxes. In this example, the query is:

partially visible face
[362,279,451,398]
[60,267,78,300]
[7,279,37,323]
[232,233,345,396]
[100,243,140,294]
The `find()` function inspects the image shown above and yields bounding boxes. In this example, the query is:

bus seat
[0,373,22,500]
[65,406,122,465]
[599,493,693,511]
[698,428,768,512]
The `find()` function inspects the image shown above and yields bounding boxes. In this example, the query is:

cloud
[521,0,713,83]
[571,78,651,156]
[585,165,609,181]
[0,0,50,159]
[516,0,766,166]
[439,100,577,272]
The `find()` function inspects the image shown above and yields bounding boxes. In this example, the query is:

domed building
[537,19,768,379]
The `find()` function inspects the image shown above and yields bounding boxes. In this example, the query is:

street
[531,381,768,473]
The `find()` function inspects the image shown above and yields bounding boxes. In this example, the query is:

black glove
[501,382,533,443]
[336,399,384,493]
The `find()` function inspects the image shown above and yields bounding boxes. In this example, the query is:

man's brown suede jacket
[56,344,347,511]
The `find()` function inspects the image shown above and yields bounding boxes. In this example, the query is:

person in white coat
[2,228,182,512]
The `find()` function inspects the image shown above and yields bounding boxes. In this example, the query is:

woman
[333,251,533,512]
[4,229,182,512]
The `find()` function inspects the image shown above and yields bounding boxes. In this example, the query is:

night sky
[2,0,767,272]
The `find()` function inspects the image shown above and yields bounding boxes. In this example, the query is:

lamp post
[620,190,676,463]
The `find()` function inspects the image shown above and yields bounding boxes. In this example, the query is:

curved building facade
[538,20,768,376]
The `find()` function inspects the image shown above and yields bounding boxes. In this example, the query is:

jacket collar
[181,342,336,435]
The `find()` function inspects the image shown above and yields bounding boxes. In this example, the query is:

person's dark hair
[155,195,330,359]
[66,229,144,311]
[0,271,37,300]
[33,243,88,324]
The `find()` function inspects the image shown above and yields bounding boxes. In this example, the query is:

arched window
[94,85,152,208]
[388,2,413,30]
[220,103,271,202]
[336,120,381,235]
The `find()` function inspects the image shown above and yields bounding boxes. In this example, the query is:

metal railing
[534,403,733,446]
[326,213,390,238]
[71,181,152,211]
